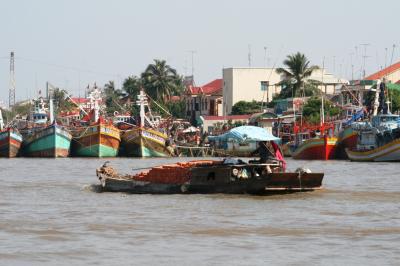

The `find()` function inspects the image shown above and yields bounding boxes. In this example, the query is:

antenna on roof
[390,44,396,66]
[263,46,268,67]
[187,50,196,78]
[248,44,252,67]
[359,43,370,78]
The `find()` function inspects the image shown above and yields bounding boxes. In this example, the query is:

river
[0,158,399,265]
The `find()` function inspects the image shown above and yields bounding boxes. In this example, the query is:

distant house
[364,61,400,84]
[185,79,223,125]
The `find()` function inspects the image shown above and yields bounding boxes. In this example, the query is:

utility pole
[9,51,16,108]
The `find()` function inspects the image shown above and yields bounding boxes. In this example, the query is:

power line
[14,56,121,77]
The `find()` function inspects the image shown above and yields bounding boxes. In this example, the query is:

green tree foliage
[103,80,124,115]
[141,59,184,103]
[123,76,142,98]
[390,89,400,113]
[165,100,186,119]
[52,88,74,114]
[231,100,262,115]
[302,97,340,124]
[276,52,319,98]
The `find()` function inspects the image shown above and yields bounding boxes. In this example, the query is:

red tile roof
[187,79,223,95]
[203,115,251,121]
[365,61,400,80]
[170,96,181,102]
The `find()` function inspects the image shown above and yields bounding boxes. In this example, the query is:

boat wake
[82,184,103,193]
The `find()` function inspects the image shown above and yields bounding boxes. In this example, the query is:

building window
[261,81,269,91]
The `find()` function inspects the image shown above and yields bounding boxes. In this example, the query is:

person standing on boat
[251,141,275,163]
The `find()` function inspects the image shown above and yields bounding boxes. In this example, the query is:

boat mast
[49,99,54,124]
[320,58,325,126]
[0,109,4,131]
[137,90,147,128]
[372,80,381,116]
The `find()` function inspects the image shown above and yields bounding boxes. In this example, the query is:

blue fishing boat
[21,98,72,158]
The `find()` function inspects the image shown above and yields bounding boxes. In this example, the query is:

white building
[222,67,347,115]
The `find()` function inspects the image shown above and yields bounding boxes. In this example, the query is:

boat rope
[298,171,303,190]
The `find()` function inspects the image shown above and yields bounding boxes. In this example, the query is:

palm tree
[123,76,142,99]
[276,52,319,98]
[141,59,183,103]
[103,80,123,114]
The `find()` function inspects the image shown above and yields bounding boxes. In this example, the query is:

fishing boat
[21,98,72,158]
[346,80,400,161]
[0,110,23,157]
[96,159,324,194]
[121,90,172,157]
[71,96,120,157]
[336,108,364,159]
[291,123,339,160]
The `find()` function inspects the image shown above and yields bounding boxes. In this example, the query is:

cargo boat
[96,160,324,195]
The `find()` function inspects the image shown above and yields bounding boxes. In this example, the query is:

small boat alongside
[96,159,324,195]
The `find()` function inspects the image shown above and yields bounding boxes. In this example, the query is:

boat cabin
[371,114,400,130]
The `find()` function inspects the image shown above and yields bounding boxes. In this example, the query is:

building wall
[186,95,223,123]
[223,68,282,115]
[223,68,347,115]
[385,70,400,84]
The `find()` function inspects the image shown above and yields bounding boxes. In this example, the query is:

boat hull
[336,127,358,159]
[0,130,23,158]
[122,127,170,157]
[22,124,72,158]
[72,124,120,157]
[346,139,400,162]
[292,136,338,160]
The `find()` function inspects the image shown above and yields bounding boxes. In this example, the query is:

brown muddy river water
[0,158,399,265]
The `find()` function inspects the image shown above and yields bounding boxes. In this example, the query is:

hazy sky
[1,0,399,104]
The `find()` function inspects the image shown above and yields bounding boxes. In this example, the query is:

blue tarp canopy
[208,126,280,143]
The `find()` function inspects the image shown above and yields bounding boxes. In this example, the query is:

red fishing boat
[291,123,338,160]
